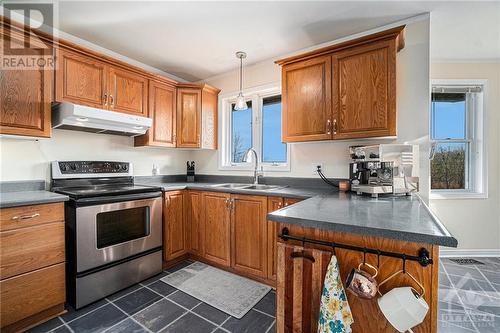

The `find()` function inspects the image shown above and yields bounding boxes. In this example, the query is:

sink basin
[211,183,250,189]
[241,184,287,191]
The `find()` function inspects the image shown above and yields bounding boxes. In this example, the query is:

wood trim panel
[186,191,204,256]
[0,222,65,279]
[0,263,65,329]
[267,197,284,281]
[230,194,268,278]
[276,25,405,65]
[275,223,437,333]
[0,203,64,232]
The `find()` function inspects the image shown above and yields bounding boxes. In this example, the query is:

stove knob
[122,164,128,171]
[60,163,68,172]
[70,163,77,171]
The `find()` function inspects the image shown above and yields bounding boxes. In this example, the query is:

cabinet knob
[110,95,114,107]
[103,93,108,106]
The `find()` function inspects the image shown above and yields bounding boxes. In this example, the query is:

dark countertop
[0,180,69,208]
[137,177,457,247]
[268,193,458,247]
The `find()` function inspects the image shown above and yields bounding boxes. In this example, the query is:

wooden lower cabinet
[202,192,231,267]
[164,191,187,261]
[0,203,66,332]
[231,194,268,278]
[186,191,203,256]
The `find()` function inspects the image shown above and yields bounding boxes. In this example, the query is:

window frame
[219,83,290,172]
[430,79,488,200]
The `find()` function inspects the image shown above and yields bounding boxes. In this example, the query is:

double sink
[211,183,287,191]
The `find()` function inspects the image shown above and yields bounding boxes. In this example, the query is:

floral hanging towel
[317,255,354,333]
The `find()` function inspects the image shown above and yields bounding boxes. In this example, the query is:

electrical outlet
[312,163,323,175]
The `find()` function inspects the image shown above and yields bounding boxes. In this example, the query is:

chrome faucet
[243,148,262,184]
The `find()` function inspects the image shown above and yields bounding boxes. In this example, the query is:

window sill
[430,191,488,200]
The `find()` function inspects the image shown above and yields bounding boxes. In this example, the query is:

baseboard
[440,248,500,258]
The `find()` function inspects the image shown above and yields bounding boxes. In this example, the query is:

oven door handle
[74,191,162,207]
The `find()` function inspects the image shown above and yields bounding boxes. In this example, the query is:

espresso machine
[349,144,419,197]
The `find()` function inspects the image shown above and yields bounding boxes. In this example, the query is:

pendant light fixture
[234,51,248,111]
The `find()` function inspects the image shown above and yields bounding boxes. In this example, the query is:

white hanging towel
[317,255,354,333]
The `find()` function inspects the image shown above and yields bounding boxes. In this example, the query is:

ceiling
[56,1,500,82]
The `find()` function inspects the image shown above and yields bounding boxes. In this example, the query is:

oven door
[75,195,162,273]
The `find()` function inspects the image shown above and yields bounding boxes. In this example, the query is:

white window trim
[218,82,290,172]
[430,79,488,200]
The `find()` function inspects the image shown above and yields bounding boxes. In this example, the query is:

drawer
[0,263,65,328]
[0,222,65,279]
[0,202,64,231]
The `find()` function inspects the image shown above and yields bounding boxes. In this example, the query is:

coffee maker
[349,144,419,197]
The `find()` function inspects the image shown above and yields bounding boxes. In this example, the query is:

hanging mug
[377,269,429,333]
[345,262,379,299]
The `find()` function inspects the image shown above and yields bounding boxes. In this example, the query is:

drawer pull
[12,213,40,221]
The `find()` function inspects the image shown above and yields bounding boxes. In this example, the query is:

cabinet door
[202,192,231,267]
[231,194,268,278]
[281,55,332,142]
[135,81,176,147]
[164,191,186,261]
[201,85,219,149]
[177,88,201,148]
[331,39,397,139]
[108,67,148,116]
[0,32,52,137]
[55,48,107,109]
[267,197,283,281]
[186,191,203,256]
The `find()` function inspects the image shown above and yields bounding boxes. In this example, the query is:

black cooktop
[53,184,161,199]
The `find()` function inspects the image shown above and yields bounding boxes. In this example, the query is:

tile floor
[28,258,500,333]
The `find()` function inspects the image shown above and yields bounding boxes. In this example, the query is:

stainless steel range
[51,161,163,309]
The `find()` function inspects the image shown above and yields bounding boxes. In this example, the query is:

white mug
[377,286,429,332]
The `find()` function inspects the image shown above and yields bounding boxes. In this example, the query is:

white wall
[195,18,431,200]
[0,130,191,182]
[430,62,500,252]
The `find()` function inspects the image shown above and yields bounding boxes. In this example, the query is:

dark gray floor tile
[439,288,463,306]
[439,272,453,289]
[457,289,500,316]
[27,317,64,333]
[68,303,126,333]
[438,320,476,333]
[106,318,148,333]
[160,312,216,333]
[439,301,466,313]
[133,299,186,332]
[266,320,276,333]
[450,275,488,296]
[481,270,500,285]
[222,309,275,333]
[444,264,484,280]
[140,271,169,286]
[467,309,500,333]
[167,290,200,309]
[147,280,177,297]
[52,326,72,333]
[113,288,162,315]
[192,302,229,325]
[166,260,194,273]
[253,291,276,317]
[107,284,143,301]
[60,298,109,323]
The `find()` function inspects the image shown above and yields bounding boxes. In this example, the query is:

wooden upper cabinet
[55,48,107,109]
[135,81,176,147]
[202,192,231,267]
[277,25,405,142]
[108,67,148,116]
[231,194,268,278]
[176,87,202,148]
[164,191,186,261]
[332,39,396,139]
[281,55,332,142]
[0,30,52,137]
[201,85,220,149]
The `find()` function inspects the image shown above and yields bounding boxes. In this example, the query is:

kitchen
[1,2,499,333]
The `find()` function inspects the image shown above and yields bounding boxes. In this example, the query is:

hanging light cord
[239,56,243,93]
[316,167,339,188]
